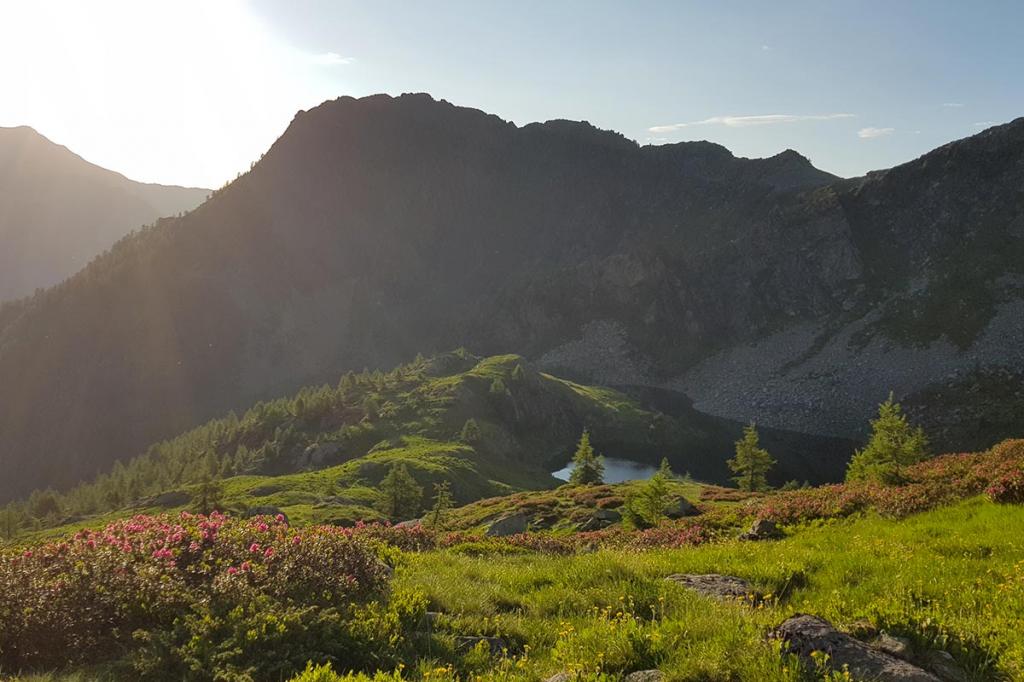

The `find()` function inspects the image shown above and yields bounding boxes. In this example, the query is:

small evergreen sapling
[846,392,928,484]
[624,457,674,528]
[569,429,605,485]
[426,480,454,529]
[728,423,775,492]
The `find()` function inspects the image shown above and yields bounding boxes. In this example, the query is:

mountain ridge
[0,93,1021,501]
[0,125,209,302]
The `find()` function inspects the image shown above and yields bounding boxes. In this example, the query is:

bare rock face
[665,573,757,602]
[772,615,941,681]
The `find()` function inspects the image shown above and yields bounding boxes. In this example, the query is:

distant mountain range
[0,94,1021,501]
[0,126,209,302]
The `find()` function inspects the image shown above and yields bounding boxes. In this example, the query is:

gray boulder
[921,650,969,682]
[772,615,941,681]
[665,573,757,602]
[739,518,782,540]
[664,496,697,518]
[593,508,622,522]
[543,674,571,682]
[873,633,913,660]
[486,513,528,536]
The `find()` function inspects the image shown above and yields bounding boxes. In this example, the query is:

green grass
[395,498,1024,680]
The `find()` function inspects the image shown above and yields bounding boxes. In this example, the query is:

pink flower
[22,550,32,558]
[249,543,261,553]
[227,566,238,575]
[241,561,251,572]
[263,547,274,558]
[275,513,286,523]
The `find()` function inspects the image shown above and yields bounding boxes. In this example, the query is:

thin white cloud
[761,44,772,51]
[858,127,895,139]
[649,113,854,134]
[972,120,998,128]
[942,102,965,108]
[310,52,355,66]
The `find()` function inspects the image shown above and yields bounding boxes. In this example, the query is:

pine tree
[728,424,775,492]
[192,474,224,515]
[846,393,928,483]
[624,457,673,528]
[426,480,454,529]
[377,463,423,520]
[569,429,605,485]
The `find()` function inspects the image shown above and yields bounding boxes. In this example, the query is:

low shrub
[0,512,391,673]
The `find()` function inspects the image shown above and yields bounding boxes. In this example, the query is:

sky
[1,0,1022,188]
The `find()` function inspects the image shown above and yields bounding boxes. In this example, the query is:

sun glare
[0,0,347,187]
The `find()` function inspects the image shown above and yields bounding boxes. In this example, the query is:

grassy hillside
[2,351,852,541]
[2,440,1022,681]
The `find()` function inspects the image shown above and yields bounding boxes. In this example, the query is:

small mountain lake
[552,457,659,483]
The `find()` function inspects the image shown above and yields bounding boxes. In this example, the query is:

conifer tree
[377,462,423,519]
[728,424,775,492]
[624,457,673,527]
[192,474,224,515]
[569,429,605,485]
[426,480,454,529]
[846,393,928,483]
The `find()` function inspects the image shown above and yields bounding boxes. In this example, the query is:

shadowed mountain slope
[0,94,1021,501]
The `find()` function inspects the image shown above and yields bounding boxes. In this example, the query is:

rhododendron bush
[0,512,392,672]
[740,439,1024,525]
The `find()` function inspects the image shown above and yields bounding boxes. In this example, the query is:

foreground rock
[665,573,758,602]
[739,518,782,540]
[486,513,528,536]
[772,615,941,681]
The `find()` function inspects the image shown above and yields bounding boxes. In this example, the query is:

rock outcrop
[772,615,941,681]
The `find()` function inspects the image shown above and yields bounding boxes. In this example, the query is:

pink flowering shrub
[737,439,1024,525]
[0,512,390,670]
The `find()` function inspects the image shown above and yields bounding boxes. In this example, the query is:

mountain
[0,126,209,301]
[0,93,1021,501]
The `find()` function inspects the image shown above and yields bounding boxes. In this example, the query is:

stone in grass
[455,636,508,656]
[873,633,913,660]
[664,496,697,518]
[624,671,663,682]
[665,573,759,603]
[739,518,782,540]
[772,615,941,681]
[921,650,970,682]
[486,513,528,537]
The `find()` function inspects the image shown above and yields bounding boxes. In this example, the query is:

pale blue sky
[3,1,1021,187]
